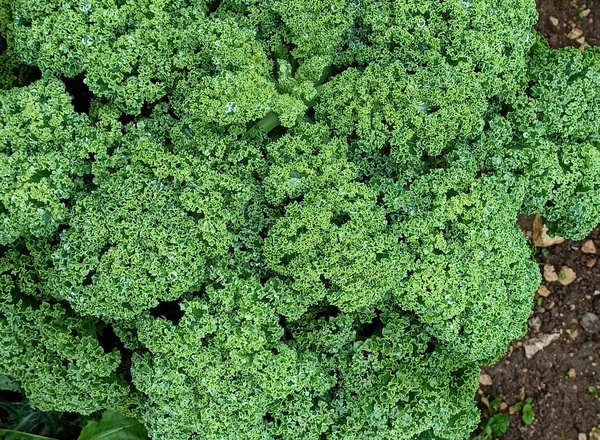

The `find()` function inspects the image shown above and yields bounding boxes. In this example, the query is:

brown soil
[536,0,600,50]
[473,3,600,439]
[477,219,600,439]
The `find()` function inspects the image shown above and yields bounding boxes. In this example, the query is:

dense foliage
[1,0,600,438]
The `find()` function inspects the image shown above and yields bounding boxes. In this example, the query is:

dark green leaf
[490,413,510,436]
[0,376,22,393]
[0,429,57,440]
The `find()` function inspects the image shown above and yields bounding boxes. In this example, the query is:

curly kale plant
[1,0,600,439]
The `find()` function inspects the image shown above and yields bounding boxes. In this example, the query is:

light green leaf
[77,412,147,440]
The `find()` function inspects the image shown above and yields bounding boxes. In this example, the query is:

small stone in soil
[537,285,550,297]
[528,316,542,331]
[578,341,599,358]
[581,312,600,334]
[479,373,493,386]
[582,239,597,254]
[544,264,558,282]
[567,27,584,39]
[524,333,560,359]
[579,433,587,440]
[568,368,576,378]
[586,257,597,268]
[549,16,559,26]
[557,266,577,285]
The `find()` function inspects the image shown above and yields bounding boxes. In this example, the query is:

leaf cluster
[0,1,599,439]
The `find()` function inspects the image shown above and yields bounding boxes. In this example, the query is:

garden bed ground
[475,4,600,434]
[475,4,600,440]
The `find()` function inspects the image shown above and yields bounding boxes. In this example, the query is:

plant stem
[243,111,281,139]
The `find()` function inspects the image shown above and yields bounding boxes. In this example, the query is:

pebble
[587,258,597,268]
[524,333,560,359]
[479,373,493,386]
[579,42,591,52]
[581,313,600,334]
[529,316,542,331]
[557,266,577,285]
[537,285,550,297]
[582,239,597,254]
[549,16,559,26]
[578,341,599,358]
[568,368,577,378]
[544,264,558,282]
[580,433,588,440]
[590,430,600,440]
[567,28,584,40]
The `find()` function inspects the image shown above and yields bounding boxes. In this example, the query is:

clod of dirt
[586,258,597,268]
[537,285,551,297]
[533,215,565,247]
[523,333,560,359]
[590,430,600,440]
[580,312,600,334]
[582,240,597,254]
[557,266,577,285]
[528,316,542,331]
[544,264,559,282]
[479,373,493,386]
